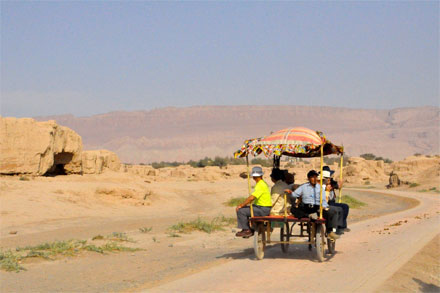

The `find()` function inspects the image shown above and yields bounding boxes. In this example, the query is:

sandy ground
[378,234,440,292]
[146,189,440,292]
[0,172,438,292]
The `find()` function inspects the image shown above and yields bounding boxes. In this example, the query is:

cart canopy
[234,127,343,158]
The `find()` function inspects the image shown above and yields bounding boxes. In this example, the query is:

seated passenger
[269,168,290,216]
[235,166,272,238]
[285,170,341,240]
[282,170,301,208]
[323,182,344,235]
[283,170,300,191]
[322,168,350,233]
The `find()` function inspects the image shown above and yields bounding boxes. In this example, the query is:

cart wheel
[280,222,290,253]
[314,224,325,262]
[254,223,266,260]
[327,238,336,254]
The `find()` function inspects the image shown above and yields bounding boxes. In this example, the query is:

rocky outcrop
[0,117,83,175]
[343,157,388,184]
[0,117,122,175]
[390,155,440,185]
[123,165,157,177]
[391,155,440,172]
[82,150,121,174]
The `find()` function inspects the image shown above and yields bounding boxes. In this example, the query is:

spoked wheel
[314,224,325,262]
[280,222,290,253]
[308,223,313,251]
[253,223,266,260]
[327,238,336,254]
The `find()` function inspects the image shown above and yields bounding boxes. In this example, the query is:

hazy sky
[1,1,439,117]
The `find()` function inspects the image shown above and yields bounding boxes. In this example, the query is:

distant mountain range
[35,105,439,163]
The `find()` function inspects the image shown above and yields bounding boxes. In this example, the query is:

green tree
[360,153,376,160]
[212,156,227,168]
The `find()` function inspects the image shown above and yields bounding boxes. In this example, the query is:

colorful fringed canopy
[234,127,343,158]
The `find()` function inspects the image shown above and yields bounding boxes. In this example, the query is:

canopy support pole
[246,155,254,218]
[319,144,324,219]
[338,154,344,203]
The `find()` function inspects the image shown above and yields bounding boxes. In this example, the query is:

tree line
[359,153,393,163]
[145,153,394,169]
[148,156,273,169]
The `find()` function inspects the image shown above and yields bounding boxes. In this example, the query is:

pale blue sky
[1,1,439,117]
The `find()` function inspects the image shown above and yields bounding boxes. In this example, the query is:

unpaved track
[147,189,440,292]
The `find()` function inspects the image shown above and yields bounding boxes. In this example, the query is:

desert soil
[0,174,438,292]
[146,189,439,292]
[378,234,440,292]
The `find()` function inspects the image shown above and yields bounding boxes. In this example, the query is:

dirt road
[147,189,440,292]
[0,187,436,292]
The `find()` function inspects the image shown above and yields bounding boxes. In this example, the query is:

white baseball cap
[251,166,264,177]
[321,170,332,178]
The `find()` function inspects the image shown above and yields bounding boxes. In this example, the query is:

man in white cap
[285,170,341,240]
[235,166,272,238]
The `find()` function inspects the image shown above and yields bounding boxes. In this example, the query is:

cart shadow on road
[216,244,339,262]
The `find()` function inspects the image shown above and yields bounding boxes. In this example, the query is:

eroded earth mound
[0,117,120,175]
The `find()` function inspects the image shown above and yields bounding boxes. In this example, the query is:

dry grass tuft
[1,239,141,272]
[167,232,181,238]
[139,227,152,233]
[223,197,247,207]
[169,215,236,235]
[92,232,135,243]
[342,195,367,209]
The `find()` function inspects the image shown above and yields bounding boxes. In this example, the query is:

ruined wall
[0,117,120,175]
[0,117,82,175]
[82,150,121,174]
